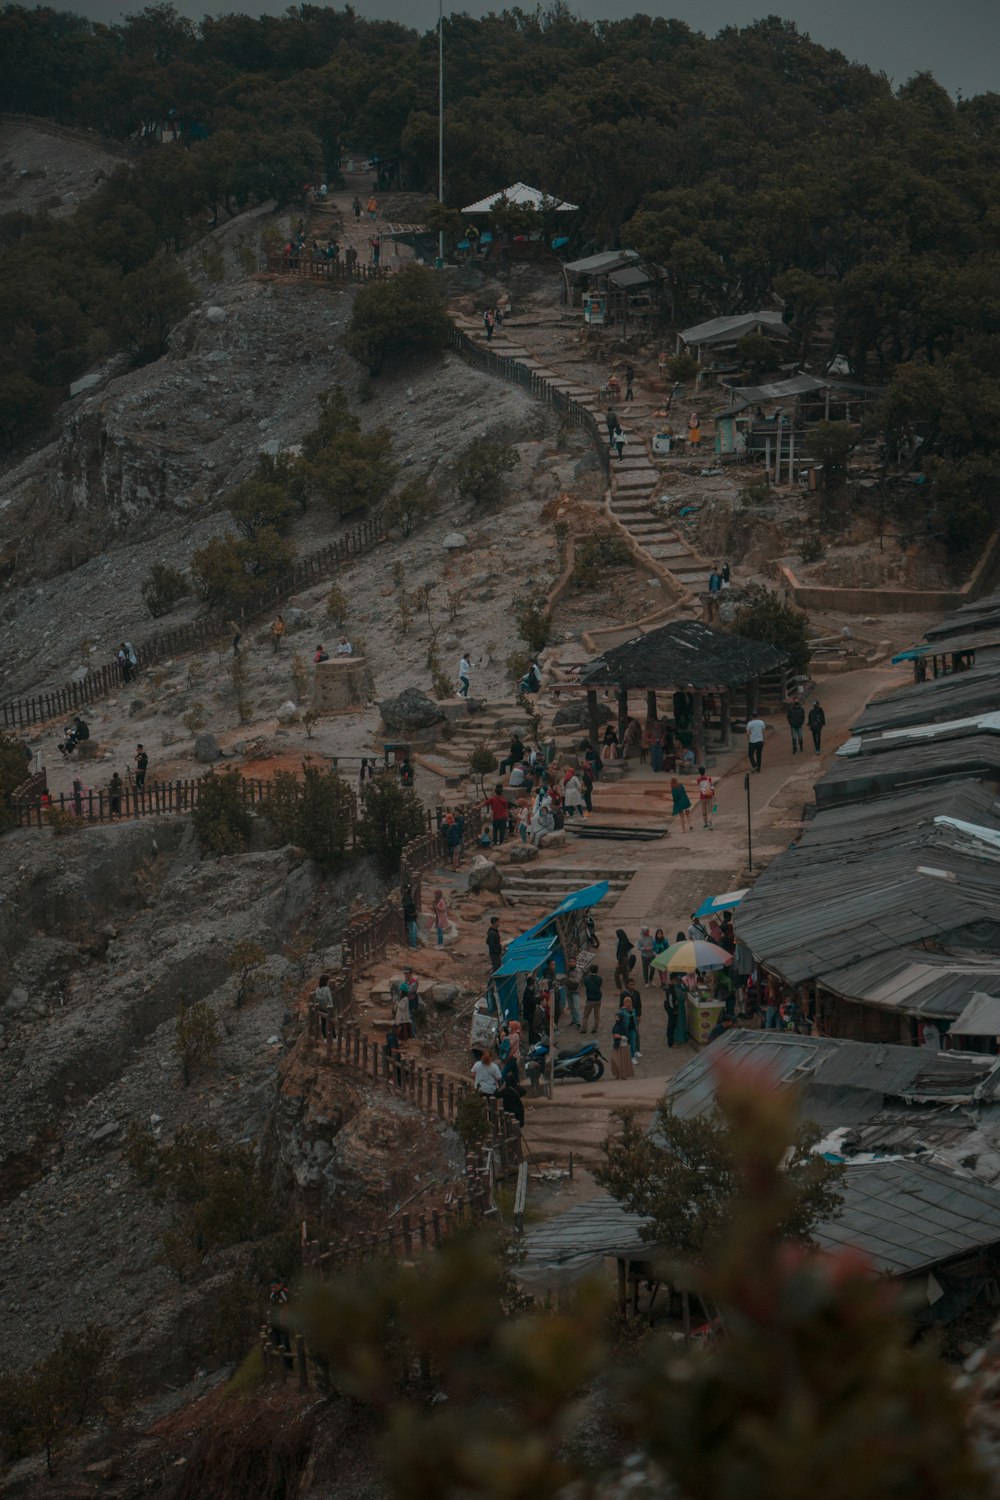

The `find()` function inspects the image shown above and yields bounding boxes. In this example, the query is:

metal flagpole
[744,772,753,871]
[438,0,445,267]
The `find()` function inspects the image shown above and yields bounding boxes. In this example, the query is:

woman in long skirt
[611,1007,634,1079]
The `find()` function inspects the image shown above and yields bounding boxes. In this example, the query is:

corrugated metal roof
[679,310,789,345]
[736,782,1000,997]
[581,619,788,691]
[564,248,640,275]
[491,937,556,978]
[462,182,578,213]
[853,665,1000,734]
[816,733,1000,810]
[664,1029,997,1124]
[608,265,653,288]
[722,374,828,402]
[520,1163,1000,1283]
[814,1159,1000,1275]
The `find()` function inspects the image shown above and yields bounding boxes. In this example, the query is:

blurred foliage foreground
[263,1071,988,1500]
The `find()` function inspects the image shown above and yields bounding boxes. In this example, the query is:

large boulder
[507,843,539,864]
[428,982,462,1010]
[379,687,444,731]
[276,700,300,724]
[553,700,614,728]
[537,830,568,850]
[194,732,222,763]
[467,856,504,894]
[441,531,468,550]
[283,606,312,633]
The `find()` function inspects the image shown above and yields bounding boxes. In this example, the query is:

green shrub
[174,998,221,1087]
[263,765,354,872]
[0,1324,114,1473]
[454,438,518,507]
[227,476,296,539]
[344,263,451,374]
[141,562,189,618]
[732,583,812,675]
[383,477,435,538]
[228,939,268,1009]
[572,528,633,588]
[298,386,398,516]
[468,742,498,798]
[356,776,427,876]
[514,598,552,654]
[325,584,349,624]
[190,528,295,609]
[192,769,253,855]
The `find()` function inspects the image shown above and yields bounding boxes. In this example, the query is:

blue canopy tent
[489,881,610,1021]
[692,888,749,921]
[490,937,557,1021]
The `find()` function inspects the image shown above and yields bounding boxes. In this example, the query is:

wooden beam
[586,687,600,749]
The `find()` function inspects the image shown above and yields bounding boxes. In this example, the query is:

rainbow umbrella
[650,940,732,973]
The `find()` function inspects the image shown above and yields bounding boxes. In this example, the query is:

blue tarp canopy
[519,881,610,943]
[693,888,750,920]
[493,938,557,978]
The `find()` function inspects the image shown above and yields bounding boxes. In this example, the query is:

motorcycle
[525,1038,605,1088]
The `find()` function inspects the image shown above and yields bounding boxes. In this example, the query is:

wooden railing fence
[448,327,612,482]
[264,251,386,283]
[1,514,386,733]
[0,112,138,157]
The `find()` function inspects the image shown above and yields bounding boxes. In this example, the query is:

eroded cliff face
[0,277,357,578]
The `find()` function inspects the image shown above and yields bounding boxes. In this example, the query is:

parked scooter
[525,1037,605,1088]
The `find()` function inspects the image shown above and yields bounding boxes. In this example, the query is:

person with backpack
[786,696,806,754]
[613,929,635,990]
[134,744,148,790]
[443,813,463,869]
[696,766,716,829]
[808,699,827,753]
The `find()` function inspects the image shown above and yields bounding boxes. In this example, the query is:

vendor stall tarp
[693,888,749,920]
[951,991,1000,1036]
[519,880,610,943]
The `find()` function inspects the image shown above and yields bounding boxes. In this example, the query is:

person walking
[313,973,334,1040]
[786,696,805,754]
[664,986,681,1048]
[637,926,655,985]
[605,407,618,445]
[746,711,766,772]
[808,699,826,753]
[472,1049,502,1096]
[624,363,635,401]
[610,1003,635,1079]
[483,308,495,342]
[443,813,463,869]
[402,886,419,949]
[134,744,148,791]
[613,929,635,990]
[581,964,603,1034]
[612,424,627,461]
[108,770,123,818]
[670,775,692,832]
[564,958,583,1028]
[353,195,362,221]
[486,915,503,972]
[118,641,134,684]
[367,194,378,220]
[458,652,471,698]
[696,766,716,829]
[432,889,448,946]
[271,614,286,653]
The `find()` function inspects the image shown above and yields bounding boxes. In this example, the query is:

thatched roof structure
[580,620,788,692]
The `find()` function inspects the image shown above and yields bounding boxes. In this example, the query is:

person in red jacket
[483,783,509,845]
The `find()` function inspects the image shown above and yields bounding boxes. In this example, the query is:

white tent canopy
[951,991,1000,1036]
[461,182,578,214]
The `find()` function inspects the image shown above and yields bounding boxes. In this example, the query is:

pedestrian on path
[433,889,448,946]
[786,696,805,753]
[443,813,463,869]
[581,965,603,1033]
[610,1004,635,1079]
[483,308,495,341]
[696,766,716,829]
[605,407,618,444]
[402,886,419,948]
[458,652,471,698]
[625,363,634,401]
[367,195,378,220]
[486,915,503,972]
[614,929,635,989]
[484,783,508,844]
[134,744,148,791]
[670,776,692,831]
[612,424,627,461]
[746,712,766,771]
[637,926,655,984]
[808,699,826,752]
[353,195,362,221]
[271,614,285,653]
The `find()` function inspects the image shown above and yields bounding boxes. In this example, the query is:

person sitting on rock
[336,637,353,656]
[58,716,88,756]
[314,644,330,663]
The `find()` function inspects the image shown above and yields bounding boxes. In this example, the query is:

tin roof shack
[579,619,792,762]
[461,182,579,262]
[926,584,1000,640]
[561,249,665,326]
[518,1168,1000,1324]
[677,311,790,365]
[735,781,1000,1044]
[893,631,1000,684]
[853,663,1000,736]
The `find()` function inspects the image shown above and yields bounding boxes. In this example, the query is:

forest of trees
[3,3,1000,546]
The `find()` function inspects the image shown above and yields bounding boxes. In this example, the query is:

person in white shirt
[336,637,353,656]
[458,653,471,698]
[746,714,766,772]
[472,1050,502,1095]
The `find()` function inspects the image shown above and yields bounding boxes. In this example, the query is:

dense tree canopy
[4,3,1000,539]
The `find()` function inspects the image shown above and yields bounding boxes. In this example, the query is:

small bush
[182,701,207,734]
[174,998,221,1087]
[192,768,253,855]
[468,742,498,797]
[455,438,518,507]
[325,584,349,624]
[356,776,427,876]
[47,808,83,836]
[506,648,531,690]
[0,1324,114,1473]
[382,476,435,538]
[189,529,295,609]
[344,263,451,374]
[141,562,190,618]
[515,598,552,654]
[227,477,296,540]
[454,1090,489,1152]
[666,351,699,384]
[733,583,812,675]
[229,940,268,1009]
[572,528,633,588]
[264,765,354,872]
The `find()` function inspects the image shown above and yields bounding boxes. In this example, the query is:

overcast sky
[70,0,1000,99]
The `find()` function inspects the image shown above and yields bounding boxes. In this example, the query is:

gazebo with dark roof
[580,620,791,760]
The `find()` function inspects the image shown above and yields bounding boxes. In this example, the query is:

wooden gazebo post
[617,687,628,743]
[692,689,705,765]
[586,687,600,749]
[719,690,731,747]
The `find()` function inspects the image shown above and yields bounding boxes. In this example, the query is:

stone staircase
[501,861,635,907]
[452,313,712,616]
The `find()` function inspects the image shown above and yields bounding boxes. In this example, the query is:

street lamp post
[743,772,753,872]
[437,0,445,267]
